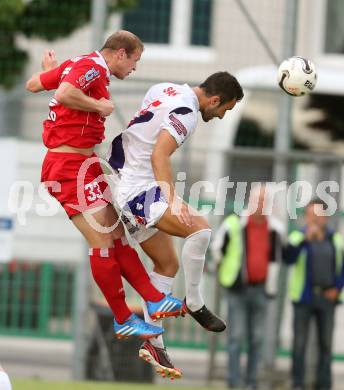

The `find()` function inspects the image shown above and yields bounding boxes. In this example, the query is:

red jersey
[40,51,110,149]
[246,216,270,283]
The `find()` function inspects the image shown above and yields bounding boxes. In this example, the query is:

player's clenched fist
[97,97,115,117]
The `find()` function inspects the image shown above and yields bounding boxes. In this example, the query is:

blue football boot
[114,313,164,340]
[147,294,186,321]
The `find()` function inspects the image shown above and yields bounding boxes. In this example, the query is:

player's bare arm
[41,49,58,71]
[151,129,177,199]
[54,82,114,116]
[151,129,193,227]
[26,50,58,93]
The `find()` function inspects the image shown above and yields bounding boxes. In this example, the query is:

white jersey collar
[184,84,200,111]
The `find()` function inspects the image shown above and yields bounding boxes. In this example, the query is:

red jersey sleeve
[39,60,70,91]
[61,59,103,92]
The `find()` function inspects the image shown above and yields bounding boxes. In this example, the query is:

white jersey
[107,83,199,192]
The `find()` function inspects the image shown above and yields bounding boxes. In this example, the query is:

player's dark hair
[101,30,144,56]
[199,71,244,105]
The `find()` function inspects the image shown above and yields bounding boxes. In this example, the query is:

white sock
[150,271,174,295]
[0,372,12,390]
[142,271,174,349]
[182,229,211,311]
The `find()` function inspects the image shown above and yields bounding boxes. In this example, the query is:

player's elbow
[54,83,74,105]
[25,78,40,93]
[54,88,71,105]
[151,151,162,170]
[54,90,66,104]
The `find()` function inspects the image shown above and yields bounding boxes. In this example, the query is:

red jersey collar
[95,51,110,78]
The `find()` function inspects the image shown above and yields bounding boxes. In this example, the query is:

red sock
[114,239,164,302]
[89,247,132,324]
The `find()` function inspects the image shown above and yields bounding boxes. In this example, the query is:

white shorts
[108,174,168,243]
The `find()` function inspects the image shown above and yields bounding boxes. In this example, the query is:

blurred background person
[284,198,344,390]
[0,365,12,390]
[212,183,284,389]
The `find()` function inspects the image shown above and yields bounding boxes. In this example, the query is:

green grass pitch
[12,380,222,390]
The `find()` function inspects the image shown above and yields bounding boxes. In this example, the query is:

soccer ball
[277,56,317,96]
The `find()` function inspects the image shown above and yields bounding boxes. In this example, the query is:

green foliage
[235,118,274,148]
[19,0,93,41]
[0,0,24,30]
[307,93,344,141]
[0,0,137,89]
[235,117,307,150]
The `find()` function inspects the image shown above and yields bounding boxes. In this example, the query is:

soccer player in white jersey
[107,72,244,378]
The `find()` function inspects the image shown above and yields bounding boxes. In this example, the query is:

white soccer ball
[277,56,317,97]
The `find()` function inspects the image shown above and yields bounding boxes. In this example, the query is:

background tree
[0,0,137,89]
[307,94,344,142]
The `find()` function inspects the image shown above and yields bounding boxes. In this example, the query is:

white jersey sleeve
[160,106,197,147]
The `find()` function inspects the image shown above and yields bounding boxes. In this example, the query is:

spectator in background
[284,198,344,390]
[0,365,12,390]
[212,184,284,389]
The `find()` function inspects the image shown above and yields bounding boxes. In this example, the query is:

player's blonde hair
[101,30,144,56]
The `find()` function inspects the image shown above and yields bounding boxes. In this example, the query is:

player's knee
[186,229,212,252]
[87,232,114,248]
[193,217,210,232]
[168,260,179,275]
[155,259,179,276]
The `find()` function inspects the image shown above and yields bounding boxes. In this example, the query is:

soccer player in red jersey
[26,31,184,340]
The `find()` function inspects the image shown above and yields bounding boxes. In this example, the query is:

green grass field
[12,380,221,390]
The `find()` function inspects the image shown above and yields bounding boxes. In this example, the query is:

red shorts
[41,151,111,218]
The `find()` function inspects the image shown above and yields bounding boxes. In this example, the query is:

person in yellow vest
[212,184,284,389]
[284,198,344,390]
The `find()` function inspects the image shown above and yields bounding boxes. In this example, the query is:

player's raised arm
[25,73,44,93]
[26,49,58,93]
[54,82,114,116]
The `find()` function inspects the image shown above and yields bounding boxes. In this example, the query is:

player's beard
[201,107,216,122]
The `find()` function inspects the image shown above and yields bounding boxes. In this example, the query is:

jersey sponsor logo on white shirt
[163,86,178,97]
[169,113,187,136]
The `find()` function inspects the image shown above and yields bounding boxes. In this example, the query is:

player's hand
[41,50,58,71]
[175,201,193,227]
[97,98,115,117]
[323,287,339,302]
